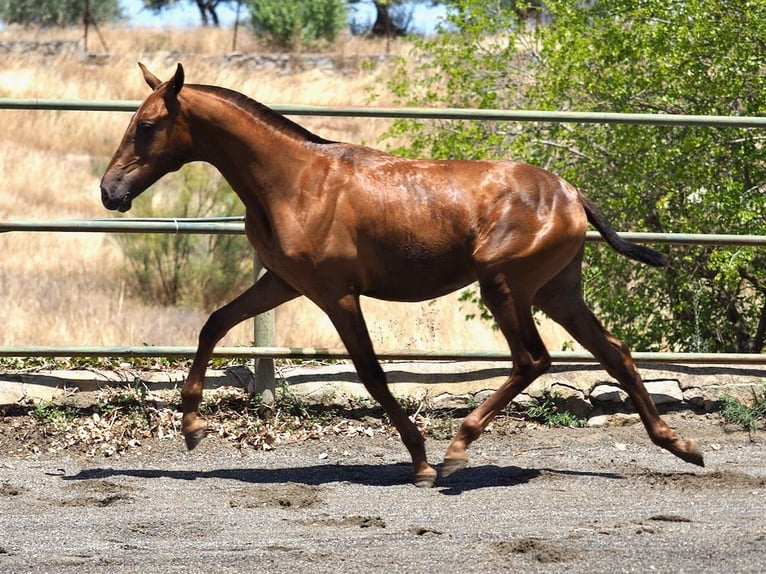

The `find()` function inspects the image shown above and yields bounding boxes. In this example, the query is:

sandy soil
[1,413,764,573]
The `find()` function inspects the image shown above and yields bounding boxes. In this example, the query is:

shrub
[246,0,347,50]
[115,164,252,311]
[0,0,121,26]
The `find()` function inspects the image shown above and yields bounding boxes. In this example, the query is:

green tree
[386,0,766,353]
[247,0,347,49]
[0,0,121,26]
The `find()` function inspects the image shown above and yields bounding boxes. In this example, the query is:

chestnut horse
[100,64,703,487]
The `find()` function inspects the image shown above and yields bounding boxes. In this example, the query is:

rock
[609,413,641,427]
[644,380,684,404]
[682,387,711,410]
[590,381,684,406]
[473,389,495,404]
[586,414,610,427]
[590,384,627,404]
[548,382,592,418]
[587,413,641,428]
[512,393,536,408]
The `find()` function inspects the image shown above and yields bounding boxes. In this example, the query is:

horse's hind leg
[181,271,299,450]
[442,273,552,477]
[534,260,704,467]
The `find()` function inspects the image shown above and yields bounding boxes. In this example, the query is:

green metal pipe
[2,219,765,246]
[0,218,245,235]
[584,231,766,246]
[271,106,766,129]
[3,97,766,128]
[0,345,763,364]
[0,99,142,112]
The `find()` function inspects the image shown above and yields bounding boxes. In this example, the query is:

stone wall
[0,40,392,75]
[2,362,764,422]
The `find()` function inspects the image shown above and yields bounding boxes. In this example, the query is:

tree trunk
[371,2,405,37]
[195,1,220,27]
[195,0,209,26]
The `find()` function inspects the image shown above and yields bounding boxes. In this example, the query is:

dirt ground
[1,412,765,574]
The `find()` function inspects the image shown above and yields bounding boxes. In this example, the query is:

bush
[115,164,252,312]
[246,0,347,50]
[0,0,121,26]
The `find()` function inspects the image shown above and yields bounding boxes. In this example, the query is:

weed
[424,417,459,440]
[30,401,79,426]
[717,386,766,433]
[96,379,169,431]
[275,382,312,419]
[522,392,586,428]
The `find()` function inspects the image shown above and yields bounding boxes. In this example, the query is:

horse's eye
[137,122,154,137]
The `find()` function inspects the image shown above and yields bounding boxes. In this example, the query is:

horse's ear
[169,63,185,97]
[138,62,162,90]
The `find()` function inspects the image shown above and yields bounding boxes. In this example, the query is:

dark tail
[581,195,668,268]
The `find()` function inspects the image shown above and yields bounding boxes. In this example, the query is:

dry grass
[0,26,568,353]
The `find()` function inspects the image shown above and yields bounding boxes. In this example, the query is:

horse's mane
[190,84,334,145]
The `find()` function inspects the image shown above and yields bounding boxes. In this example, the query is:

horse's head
[100,63,192,212]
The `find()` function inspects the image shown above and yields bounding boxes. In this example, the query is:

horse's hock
[2,361,764,420]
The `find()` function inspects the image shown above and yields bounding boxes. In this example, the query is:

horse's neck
[188,93,315,207]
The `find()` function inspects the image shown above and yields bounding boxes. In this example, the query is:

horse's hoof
[681,439,705,467]
[413,469,438,488]
[183,420,207,451]
[440,456,469,478]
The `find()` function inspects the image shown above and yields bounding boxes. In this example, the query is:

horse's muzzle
[101,186,132,212]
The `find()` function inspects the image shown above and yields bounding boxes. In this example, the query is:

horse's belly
[360,258,475,302]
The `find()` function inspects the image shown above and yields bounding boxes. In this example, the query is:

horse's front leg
[181,271,299,450]
[323,294,437,488]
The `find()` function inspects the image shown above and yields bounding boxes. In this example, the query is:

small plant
[101,379,157,430]
[523,392,586,428]
[30,401,79,426]
[717,387,766,433]
[274,382,311,419]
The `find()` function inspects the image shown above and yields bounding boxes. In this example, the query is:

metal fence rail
[1,217,765,363]
[3,218,766,246]
[2,100,765,365]
[5,98,766,128]
[1,345,765,365]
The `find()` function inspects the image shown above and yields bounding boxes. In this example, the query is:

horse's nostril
[100,186,113,207]
[100,186,122,210]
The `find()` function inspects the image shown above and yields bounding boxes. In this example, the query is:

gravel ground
[1,413,765,574]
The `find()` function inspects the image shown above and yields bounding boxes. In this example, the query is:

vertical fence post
[250,254,276,405]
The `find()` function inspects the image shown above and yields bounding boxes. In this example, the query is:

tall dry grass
[0,26,568,353]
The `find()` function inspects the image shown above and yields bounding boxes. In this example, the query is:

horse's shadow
[62,463,623,495]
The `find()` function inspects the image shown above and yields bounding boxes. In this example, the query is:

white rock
[644,380,684,404]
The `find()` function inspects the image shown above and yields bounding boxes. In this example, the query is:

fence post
[250,254,276,405]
